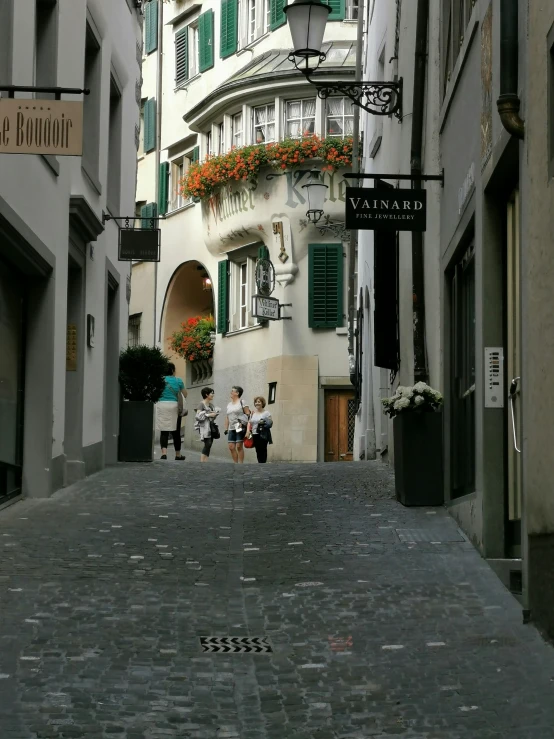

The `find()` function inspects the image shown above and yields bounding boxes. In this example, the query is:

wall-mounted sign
[345,187,427,232]
[252,295,280,321]
[0,99,84,155]
[484,347,504,408]
[118,228,160,262]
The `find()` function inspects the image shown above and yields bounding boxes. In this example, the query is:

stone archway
[160,261,214,385]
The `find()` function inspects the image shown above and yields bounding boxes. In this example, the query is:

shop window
[450,243,476,498]
[128,314,142,347]
[285,98,316,138]
[326,97,354,136]
[253,103,275,143]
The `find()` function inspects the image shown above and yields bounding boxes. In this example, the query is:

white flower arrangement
[382,382,443,418]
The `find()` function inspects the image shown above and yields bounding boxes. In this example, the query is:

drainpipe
[348,0,363,374]
[497,0,525,139]
[410,0,429,383]
[153,0,164,346]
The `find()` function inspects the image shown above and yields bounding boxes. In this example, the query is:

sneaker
[175,455,186,460]
[160,454,167,460]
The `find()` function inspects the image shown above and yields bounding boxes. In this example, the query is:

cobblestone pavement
[1,462,554,739]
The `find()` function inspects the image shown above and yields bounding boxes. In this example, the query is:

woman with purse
[194,387,221,462]
[156,363,187,460]
[224,385,250,463]
[246,396,273,463]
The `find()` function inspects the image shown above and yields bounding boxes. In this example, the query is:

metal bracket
[279,303,292,320]
[0,85,90,100]
[313,78,403,120]
[343,170,445,187]
[102,213,166,228]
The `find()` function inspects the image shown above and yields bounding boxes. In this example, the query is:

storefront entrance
[324,389,355,462]
[0,260,25,503]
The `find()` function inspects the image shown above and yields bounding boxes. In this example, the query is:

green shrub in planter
[118,345,169,462]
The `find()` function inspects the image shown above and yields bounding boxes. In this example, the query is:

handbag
[209,420,220,439]
[244,436,254,449]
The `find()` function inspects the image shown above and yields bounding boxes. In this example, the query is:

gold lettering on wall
[66,324,77,371]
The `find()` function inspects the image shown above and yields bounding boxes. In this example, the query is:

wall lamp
[302,169,348,238]
[284,0,402,118]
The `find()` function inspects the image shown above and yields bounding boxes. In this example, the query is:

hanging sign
[345,187,427,232]
[0,99,84,155]
[118,228,160,262]
[252,295,280,321]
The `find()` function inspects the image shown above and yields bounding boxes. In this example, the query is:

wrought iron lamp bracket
[314,216,350,241]
[314,79,403,119]
[102,213,166,229]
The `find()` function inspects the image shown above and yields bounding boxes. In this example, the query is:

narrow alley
[1,462,554,739]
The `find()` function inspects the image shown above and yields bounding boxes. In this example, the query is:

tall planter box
[393,411,443,506]
[119,401,154,462]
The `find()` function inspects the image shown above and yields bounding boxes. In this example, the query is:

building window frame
[128,313,142,347]
[441,0,476,98]
[253,102,275,144]
[232,111,243,148]
[284,97,316,138]
[325,96,355,137]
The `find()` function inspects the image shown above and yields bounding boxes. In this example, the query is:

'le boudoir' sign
[345,187,427,232]
[0,99,84,156]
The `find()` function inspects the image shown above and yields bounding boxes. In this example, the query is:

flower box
[393,411,444,506]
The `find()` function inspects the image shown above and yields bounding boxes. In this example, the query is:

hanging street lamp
[284,0,402,118]
[302,169,328,224]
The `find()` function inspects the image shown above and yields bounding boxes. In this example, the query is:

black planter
[393,411,444,506]
[118,401,154,462]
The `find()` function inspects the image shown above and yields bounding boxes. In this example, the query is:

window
[144,98,156,153]
[248,0,256,44]
[264,0,271,33]
[128,314,142,347]
[205,130,212,156]
[232,112,243,148]
[345,0,358,20]
[308,243,344,328]
[253,103,275,143]
[326,97,354,136]
[138,99,146,156]
[169,151,195,211]
[82,23,101,184]
[450,243,475,498]
[239,261,249,328]
[217,253,259,333]
[189,23,199,78]
[442,0,475,96]
[217,121,225,154]
[285,98,316,138]
[107,75,123,214]
[35,0,58,93]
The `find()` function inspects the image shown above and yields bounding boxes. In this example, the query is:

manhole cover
[199,637,272,654]
[396,528,465,543]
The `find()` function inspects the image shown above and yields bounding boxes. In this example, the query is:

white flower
[414,381,430,393]
[393,398,411,411]
[401,387,414,398]
[414,395,425,405]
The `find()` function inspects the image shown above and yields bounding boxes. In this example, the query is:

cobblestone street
[1,461,554,739]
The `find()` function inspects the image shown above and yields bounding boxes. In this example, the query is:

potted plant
[168,315,215,384]
[382,382,444,506]
[118,345,169,462]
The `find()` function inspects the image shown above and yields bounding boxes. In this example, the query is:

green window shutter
[270,0,286,30]
[325,0,345,20]
[141,202,158,229]
[144,98,156,153]
[145,0,158,54]
[158,162,169,215]
[199,10,214,72]
[308,243,344,328]
[175,27,188,85]
[192,145,200,162]
[220,0,238,58]
[217,259,229,334]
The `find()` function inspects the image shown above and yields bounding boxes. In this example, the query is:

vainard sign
[345,187,427,232]
[0,99,84,156]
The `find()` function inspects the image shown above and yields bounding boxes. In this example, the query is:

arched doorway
[161,261,214,386]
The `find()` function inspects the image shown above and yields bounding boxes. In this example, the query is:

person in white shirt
[246,396,273,463]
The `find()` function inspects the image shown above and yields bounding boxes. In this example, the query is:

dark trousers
[160,415,182,452]
[253,434,268,463]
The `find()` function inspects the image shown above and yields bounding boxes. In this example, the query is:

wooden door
[325,390,355,462]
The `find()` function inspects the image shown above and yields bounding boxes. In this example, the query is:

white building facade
[133,0,359,461]
[0,0,142,503]
[353,0,442,462]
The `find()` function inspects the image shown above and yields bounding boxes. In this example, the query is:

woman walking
[224,386,250,463]
[194,387,220,462]
[246,396,273,463]
[156,362,187,460]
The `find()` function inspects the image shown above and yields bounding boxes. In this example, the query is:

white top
[227,400,247,426]
[250,410,272,434]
